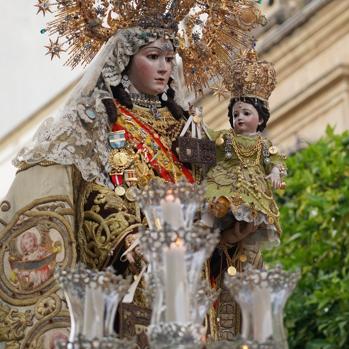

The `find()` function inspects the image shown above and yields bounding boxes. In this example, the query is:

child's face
[21,232,37,254]
[232,101,261,134]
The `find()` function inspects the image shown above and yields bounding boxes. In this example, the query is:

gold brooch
[109,149,134,175]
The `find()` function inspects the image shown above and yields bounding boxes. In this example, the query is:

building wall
[265,0,349,150]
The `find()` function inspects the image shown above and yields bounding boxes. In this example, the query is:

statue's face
[232,101,262,135]
[128,38,175,95]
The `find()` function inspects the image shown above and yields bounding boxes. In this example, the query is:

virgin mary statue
[0,1,265,348]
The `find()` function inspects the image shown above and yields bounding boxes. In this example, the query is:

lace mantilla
[14,88,114,189]
[232,204,280,249]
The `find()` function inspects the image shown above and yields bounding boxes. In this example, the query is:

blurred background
[1,0,349,197]
[0,1,82,198]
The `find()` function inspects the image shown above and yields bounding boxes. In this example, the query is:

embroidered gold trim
[16,160,57,174]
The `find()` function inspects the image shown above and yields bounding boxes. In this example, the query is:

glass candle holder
[136,179,205,231]
[55,264,135,349]
[223,265,300,349]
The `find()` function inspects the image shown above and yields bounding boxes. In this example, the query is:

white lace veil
[14,27,189,188]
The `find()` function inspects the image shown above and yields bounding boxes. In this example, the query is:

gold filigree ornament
[267,215,275,224]
[0,303,33,342]
[230,194,244,207]
[211,80,230,101]
[35,0,266,93]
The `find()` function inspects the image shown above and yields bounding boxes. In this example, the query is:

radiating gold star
[210,81,230,100]
[45,38,65,60]
[34,0,52,16]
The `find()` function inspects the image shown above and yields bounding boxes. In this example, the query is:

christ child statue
[205,50,287,271]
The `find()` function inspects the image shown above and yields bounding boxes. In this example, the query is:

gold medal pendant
[114,186,126,196]
[227,266,237,276]
[125,186,137,202]
[109,148,134,174]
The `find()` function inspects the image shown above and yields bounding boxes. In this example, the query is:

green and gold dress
[206,129,287,250]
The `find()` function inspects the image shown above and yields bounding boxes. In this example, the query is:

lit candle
[160,190,184,230]
[83,284,105,339]
[82,286,94,337]
[91,286,105,338]
[252,284,273,342]
[164,239,190,323]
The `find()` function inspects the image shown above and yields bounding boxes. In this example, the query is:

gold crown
[35,0,266,93]
[225,49,277,102]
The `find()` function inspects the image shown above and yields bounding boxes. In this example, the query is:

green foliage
[264,126,349,349]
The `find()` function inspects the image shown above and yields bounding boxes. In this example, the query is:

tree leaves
[264,127,349,348]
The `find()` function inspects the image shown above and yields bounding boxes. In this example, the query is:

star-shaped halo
[34,0,52,16]
[45,38,65,60]
[210,81,230,101]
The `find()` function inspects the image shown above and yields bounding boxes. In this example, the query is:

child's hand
[265,167,282,189]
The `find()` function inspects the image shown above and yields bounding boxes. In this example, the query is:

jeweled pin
[86,109,96,120]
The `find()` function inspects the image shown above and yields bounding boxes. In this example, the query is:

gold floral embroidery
[35,294,61,320]
[0,191,76,348]
[0,303,34,341]
[78,182,143,269]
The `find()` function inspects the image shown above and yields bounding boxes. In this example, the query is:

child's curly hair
[228,97,270,132]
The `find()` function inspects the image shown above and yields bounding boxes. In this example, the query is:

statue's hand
[123,233,147,274]
[265,166,282,189]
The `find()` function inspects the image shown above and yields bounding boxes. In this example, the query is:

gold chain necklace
[229,130,263,166]
[133,106,184,142]
[129,92,161,109]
